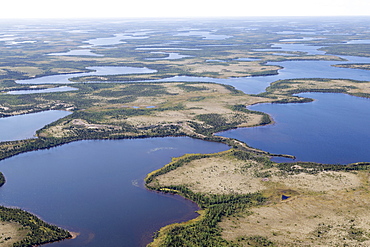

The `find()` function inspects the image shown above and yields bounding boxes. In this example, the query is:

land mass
[0,187,71,247]
[146,149,370,247]
[1,62,370,247]
[1,18,370,246]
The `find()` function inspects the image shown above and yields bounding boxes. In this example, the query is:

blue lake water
[346,39,370,44]
[218,93,370,164]
[174,30,232,40]
[13,43,370,96]
[0,110,71,142]
[47,49,103,56]
[84,34,127,47]
[7,86,78,94]
[136,47,201,51]
[2,26,370,247]
[144,55,370,94]
[85,33,148,47]
[17,66,157,84]
[145,52,193,60]
[0,137,228,247]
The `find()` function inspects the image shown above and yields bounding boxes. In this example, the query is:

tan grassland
[333,64,370,70]
[39,82,268,139]
[0,67,44,78]
[268,78,370,97]
[2,43,370,247]
[0,222,29,247]
[151,152,370,246]
[44,52,342,82]
[153,156,361,195]
[183,60,280,78]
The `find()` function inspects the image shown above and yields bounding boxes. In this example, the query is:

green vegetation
[150,192,264,247]
[230,105,272,125]
[94,84,173,98]
[237,235,275,246]
[189,105,271,136]
[0,171,5,187]
[192,113,238,135]
[146,151,268,247]
[146,149,370,246]
[321,44,370,57]
[1,17,370,247]
[175,83,208,92]
[0,206,71,247]
[259,78,370,101]
[277,161,370,175]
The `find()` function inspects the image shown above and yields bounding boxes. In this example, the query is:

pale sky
[2,0,370,19]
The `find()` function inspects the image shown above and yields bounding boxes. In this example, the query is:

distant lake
[13,43,370,96]
[0,137,228,247]
[145,52,193,60]
[174,30,232,40]
[0,110,71,142]
[7,86,78,94]
[146,46,370,94]
[17,66,157,84]
[85,33,148,47]
[218,93,370,164]
[47,49,103,56]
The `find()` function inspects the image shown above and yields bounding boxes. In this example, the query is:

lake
[47,49,104,57]
[84,33,149,47]
[0,137,228,246]
[0,110,72,142]
[146,50,370,95]
[145,52,193,60]
[14,43,370,95]
[7,86,78,95]
[218,92,370,164]
[2,23,370,247]
[17,66,157,84]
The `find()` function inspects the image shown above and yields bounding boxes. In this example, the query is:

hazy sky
[2,0,370,19]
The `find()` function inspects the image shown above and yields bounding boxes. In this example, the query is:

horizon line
[0,15,370,20]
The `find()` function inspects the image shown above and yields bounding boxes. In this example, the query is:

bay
[0,110,71,142]
[218,93,370,164]
[0,137,228,246]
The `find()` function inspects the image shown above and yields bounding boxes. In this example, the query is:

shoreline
[0,88,368,246]
[144,148,370,246]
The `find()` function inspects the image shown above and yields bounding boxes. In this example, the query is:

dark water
[218,93,370,164]
[0,137,228,246]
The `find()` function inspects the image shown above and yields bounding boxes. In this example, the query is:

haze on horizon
[2,0,370,19]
